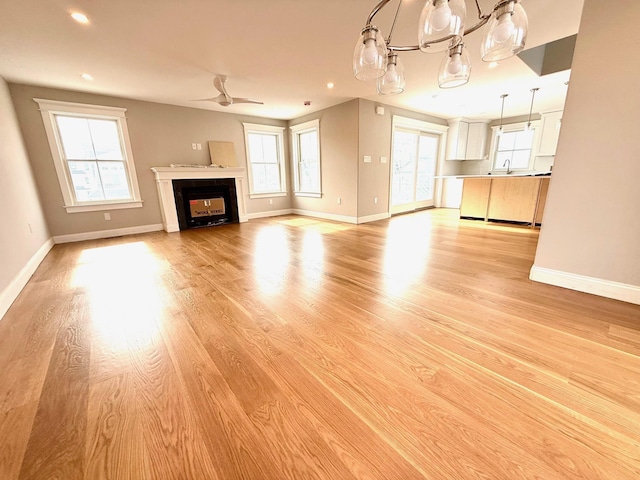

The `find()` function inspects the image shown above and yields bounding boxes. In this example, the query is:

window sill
[249,192,287,199]
[63,200,143,213]
[294,192,322,198]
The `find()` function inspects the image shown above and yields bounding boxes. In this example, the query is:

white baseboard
[292,209,358,224]
[530,265,640,306]
[357,212,391,224]
[0,238,54,321]
[53,224,164,244]
[246,209,294,220]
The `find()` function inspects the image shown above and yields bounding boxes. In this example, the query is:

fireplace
[150,166,248,233]
[172,178,239,230]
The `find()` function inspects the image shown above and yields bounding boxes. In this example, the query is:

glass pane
[416,135,437,202]
[497,131,517,151]
[495,151,512,169]
[299,131,318,163]
[68,161,104,202]
[261,135,278,164]
[264,164,281,192]
[511,150,531,169]
[90,119,123,160]
[514,129,534,149]
[252,165,268,192]
[56,116,96,160]
[248,134,264,164]
[98,161,131,200]
[391,131,418,206]
[299,161,320,192]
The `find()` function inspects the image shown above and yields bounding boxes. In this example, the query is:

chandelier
[353,0,529,94]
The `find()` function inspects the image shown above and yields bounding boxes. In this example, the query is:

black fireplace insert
[172,178,239,230]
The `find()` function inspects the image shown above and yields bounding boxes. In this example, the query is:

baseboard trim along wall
[246,209,294,220]
[0,238,54,321]
[357,212,391,224]
[530,265,640,306]
[292,209,359,224]
[53,224,164,244]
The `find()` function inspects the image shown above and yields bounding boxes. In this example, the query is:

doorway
[390,128,440,215]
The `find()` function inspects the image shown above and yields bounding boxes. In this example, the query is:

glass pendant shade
[377,53,405,95]
[481,1,528,62]
[438,43,470,88]
[353,26,388,81]
[418,0,466,54]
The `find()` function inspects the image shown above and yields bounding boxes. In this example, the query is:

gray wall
[9,84,289,237]
[0,78,50,313]
[290,100,359,218]
[357,99,447,217]
[533,0,640,288]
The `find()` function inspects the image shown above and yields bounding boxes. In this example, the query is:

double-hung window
[491,124,538,172]
[242,123,287,198]
[35,99,142,213]
[290,119,321,197]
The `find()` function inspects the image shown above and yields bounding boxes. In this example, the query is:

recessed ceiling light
[81,73,93,81]
[327,82,335,89]
[70,12,90,24]
[488,62,499,69]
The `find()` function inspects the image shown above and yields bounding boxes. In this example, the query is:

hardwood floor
[1,208,639,479]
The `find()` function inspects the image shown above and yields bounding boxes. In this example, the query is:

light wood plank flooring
[1,209,639,479]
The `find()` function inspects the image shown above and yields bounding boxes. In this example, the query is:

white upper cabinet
[536,110,563,156]
[446,119,488,160]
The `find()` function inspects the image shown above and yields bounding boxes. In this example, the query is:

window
[35,99,142,213]
[492,126,536,172]
[291,119,321,197]
[242,123,287,198]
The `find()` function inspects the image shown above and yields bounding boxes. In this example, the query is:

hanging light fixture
[524,87,539,132]
[353,0,529,94]
[378,52,406,95]
[497,93,508,136]
[438,41,471,88]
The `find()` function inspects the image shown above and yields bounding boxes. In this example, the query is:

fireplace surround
[151,166,248,232]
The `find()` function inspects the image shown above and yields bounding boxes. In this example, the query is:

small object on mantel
[208,141,237,167]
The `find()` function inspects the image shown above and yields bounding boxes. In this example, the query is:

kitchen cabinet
[460,176,550,225]
[446,119,489,160]
[460,178,491,218]
[537,111,562,156]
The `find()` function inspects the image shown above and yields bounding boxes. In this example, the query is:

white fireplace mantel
[150,166,248,232]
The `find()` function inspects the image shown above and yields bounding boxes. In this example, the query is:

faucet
[502,158,512,174]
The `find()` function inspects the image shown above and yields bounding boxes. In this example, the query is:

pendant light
[353,25,388,81]
[481,0,528,62]
[377,52,406,95]
[438,42,471,88]
[497,94,508,136]
[524,87,539,132]
[418,0,466,54]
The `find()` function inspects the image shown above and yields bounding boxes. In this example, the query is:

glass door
[390,128,439,214]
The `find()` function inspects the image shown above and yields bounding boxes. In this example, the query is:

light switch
[363,155,372,163]
[380,156,388,164]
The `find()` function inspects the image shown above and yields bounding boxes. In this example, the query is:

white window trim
[290,119,321,197]
[242,122,287,198]
[489,120,541,173]
[34,98,143,213]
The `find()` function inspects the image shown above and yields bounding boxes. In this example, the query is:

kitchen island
[459,174,551,226]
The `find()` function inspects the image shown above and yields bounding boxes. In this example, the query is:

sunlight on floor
[70,242,166,352]
[254,227,290,295]
[301,230,325,287]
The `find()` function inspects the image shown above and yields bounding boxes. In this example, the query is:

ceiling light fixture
[524,87,539,132]
[70,12,90,24]
[353,0,528,94]
[497,93,508,136]
[81,73,93,81]
[327,82,335,89]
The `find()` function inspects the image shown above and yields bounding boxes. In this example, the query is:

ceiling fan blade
[231,97,264,105]
[192,97,219,102]
[213,75,233,105]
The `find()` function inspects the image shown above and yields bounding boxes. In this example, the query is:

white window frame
[488,120,541,173]
[242,123,287,199]
[290,119,321,198]
[34,98,143,213]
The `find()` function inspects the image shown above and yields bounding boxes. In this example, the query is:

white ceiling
[0,0,584,121]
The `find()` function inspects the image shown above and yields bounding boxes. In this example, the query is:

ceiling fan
[199,75,263,107]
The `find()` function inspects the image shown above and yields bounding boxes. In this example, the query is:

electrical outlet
[337,197,341,205]
[380,156,388,164]
[374,197,378,204]
[197,143,202,150]
[192,143,197,150]
[269,199,273,205]
[104,212,111,221]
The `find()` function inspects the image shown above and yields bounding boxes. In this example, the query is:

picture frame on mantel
[208,141,237,167]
